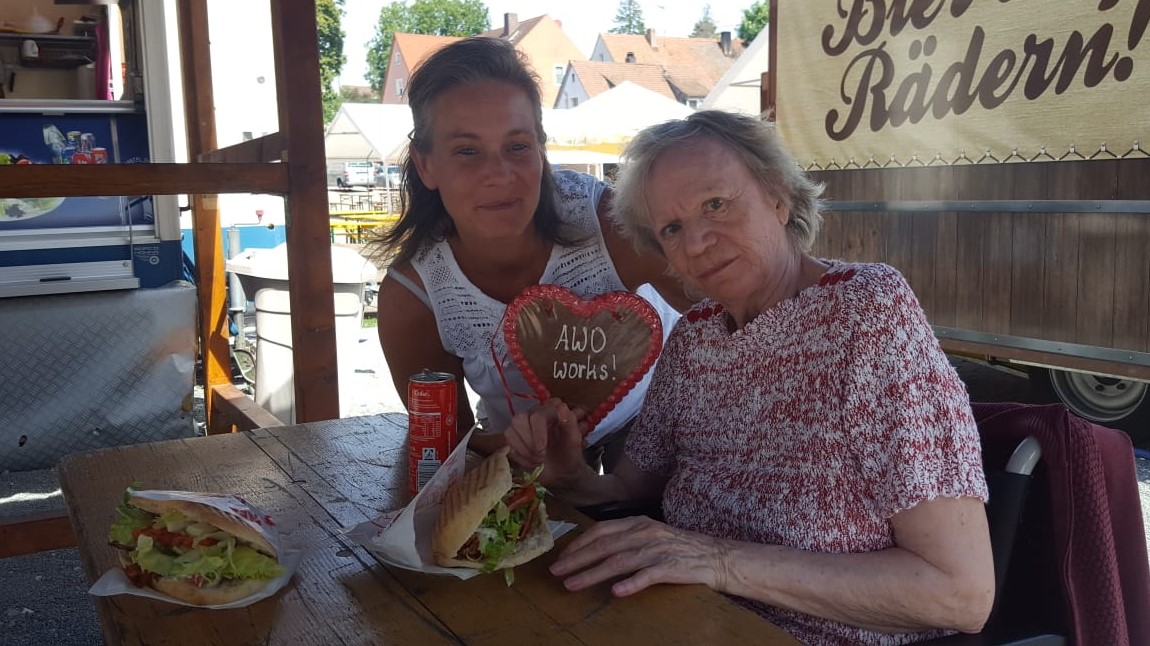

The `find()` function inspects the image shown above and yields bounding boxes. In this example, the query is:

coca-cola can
[407,369,458,497]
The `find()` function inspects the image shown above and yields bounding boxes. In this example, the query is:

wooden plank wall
[810,158,1150,354]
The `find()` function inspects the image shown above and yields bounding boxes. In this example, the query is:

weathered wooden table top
[58,413,796,645]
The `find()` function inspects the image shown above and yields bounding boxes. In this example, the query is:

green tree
[690,4,718,39]
[737,0,769,44]
[609,0,646,35]
[317,0,346,125]
[365,0,489,92]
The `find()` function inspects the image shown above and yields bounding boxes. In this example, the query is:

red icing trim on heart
[502,285,663,435]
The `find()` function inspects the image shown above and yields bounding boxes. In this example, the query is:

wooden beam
[197,132,286,164]
[0,510,75,558]
[179,0,217,160]
[178,0,232,432]
[0,163,289,198]
[271,0,340,422]
[760,71,773,118]
[766,0,778,118]
[208,383,285,434]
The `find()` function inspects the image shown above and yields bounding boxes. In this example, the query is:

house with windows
[557,29,744,109]
[554,60,677,109]
[380,14,585,109]
[379,33,458,104]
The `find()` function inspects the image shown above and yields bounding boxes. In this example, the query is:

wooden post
[177,0,231,432]
[269,0,340,422]
[764,0,778,118]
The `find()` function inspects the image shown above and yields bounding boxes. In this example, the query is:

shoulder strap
[385,269,432,310]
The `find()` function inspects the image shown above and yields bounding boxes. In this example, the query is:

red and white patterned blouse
[626,262,989,646]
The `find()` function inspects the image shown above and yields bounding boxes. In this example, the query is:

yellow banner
[776,0,1150,168]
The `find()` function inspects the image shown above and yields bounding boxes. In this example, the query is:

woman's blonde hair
[611,110,824,256]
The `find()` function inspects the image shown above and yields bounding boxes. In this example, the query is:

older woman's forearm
[716,542,993,634]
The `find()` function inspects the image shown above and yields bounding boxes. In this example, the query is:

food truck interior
[0,0,339,471]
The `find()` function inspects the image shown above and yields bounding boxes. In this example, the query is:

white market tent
[702,32,770,114]
[545,81,694,149]
[545,148,620,180]
[546,149,620,165]
[543,82,693,178]
[324,103,414,163]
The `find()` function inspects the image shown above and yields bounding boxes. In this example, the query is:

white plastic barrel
[225,244,377,423]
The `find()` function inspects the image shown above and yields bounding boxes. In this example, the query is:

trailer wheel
[1031,368,1150,446]
[233,348,256,386]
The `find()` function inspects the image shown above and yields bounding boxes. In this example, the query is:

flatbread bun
[117,543,274,606]
[151,576,270,606]
[432,447,514,558]
[434,502,553,570]
[129,494,277,558]
[431,447,553,569]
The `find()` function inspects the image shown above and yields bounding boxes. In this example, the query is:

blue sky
[340,0,753,86]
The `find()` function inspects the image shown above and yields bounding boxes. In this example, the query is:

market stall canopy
[324,103,413,162]
[546,148,619,165]
[702,32,770,114]
[544,82,693,150]
[545,147,620,180]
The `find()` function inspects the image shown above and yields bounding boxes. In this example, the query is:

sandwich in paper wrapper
[90,489,301,608]
[345,428,576,582]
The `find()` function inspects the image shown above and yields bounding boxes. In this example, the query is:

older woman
[505,110,995,645]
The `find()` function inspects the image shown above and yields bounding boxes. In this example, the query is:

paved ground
[2,347,1147,645]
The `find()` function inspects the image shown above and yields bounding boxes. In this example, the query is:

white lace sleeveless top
[410,170,678,444]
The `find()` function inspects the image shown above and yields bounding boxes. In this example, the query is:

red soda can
[407,369,458,496]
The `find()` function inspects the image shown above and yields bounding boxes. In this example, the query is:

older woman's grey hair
[611,110,824,256]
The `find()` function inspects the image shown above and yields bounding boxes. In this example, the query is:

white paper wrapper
[89,490,299,608]
[344,428,577,579]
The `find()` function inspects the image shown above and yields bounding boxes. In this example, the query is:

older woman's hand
[550,516,732,597]
[505,398,591,489]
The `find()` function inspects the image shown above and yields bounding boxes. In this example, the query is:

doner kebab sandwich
[107,488,286,605]
[431,446,553,584]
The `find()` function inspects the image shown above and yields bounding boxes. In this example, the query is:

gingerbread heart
[503,285,663,434]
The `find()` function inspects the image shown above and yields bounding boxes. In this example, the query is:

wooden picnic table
[58,413,797,645]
